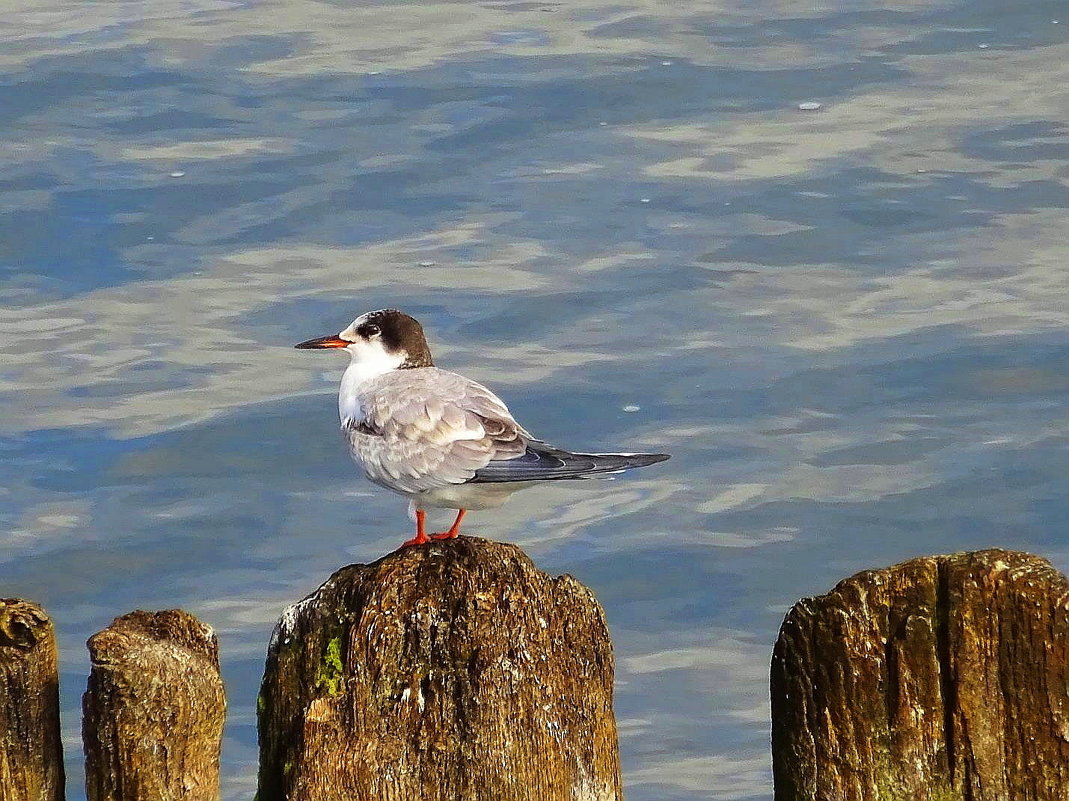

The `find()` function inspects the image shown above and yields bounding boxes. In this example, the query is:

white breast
[338,362,364,424]
[337,344,404,424]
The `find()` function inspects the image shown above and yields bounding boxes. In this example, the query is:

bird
[295,309,669,547]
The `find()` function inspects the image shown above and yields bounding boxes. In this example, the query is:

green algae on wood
[256,536,622,801]
[316,636,344,696]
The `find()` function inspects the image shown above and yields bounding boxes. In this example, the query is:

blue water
[4,1,1069,797]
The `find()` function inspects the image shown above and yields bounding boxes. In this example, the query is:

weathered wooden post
[82,609,226,801]
[0,598,64,801]
[258,536,621,801]
[771,548,1069,800]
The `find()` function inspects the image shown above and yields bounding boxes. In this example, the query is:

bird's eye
[363,324,381,337]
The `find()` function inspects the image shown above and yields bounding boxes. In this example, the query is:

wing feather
[343,368,531,494]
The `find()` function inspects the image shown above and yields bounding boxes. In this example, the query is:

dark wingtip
[630,452,670,468]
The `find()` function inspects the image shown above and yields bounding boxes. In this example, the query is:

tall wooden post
[82,610,226,801]
[0,599,64,801]
[257,536,621,801]
[771,548,1069,800]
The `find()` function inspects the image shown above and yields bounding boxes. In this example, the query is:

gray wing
[346,368,531,494]
[472,442,670,483]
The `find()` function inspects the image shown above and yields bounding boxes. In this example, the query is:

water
[3,1,1069,797]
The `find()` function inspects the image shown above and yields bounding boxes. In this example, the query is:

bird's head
[295,309,434,372]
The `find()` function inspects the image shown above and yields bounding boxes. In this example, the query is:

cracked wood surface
[0,599,64,801]
[771,548,1069,800]
[83,609,226,801]
[257,536,621,801]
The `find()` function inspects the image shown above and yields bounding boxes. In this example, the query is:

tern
[296,309,669,547]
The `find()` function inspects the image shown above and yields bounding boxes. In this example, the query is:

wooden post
[83,610,226,801]
[0,599,64,801]
[771,548,1069,800]
[257,536,621,801]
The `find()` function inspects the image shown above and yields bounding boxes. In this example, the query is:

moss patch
[316,635,345,696]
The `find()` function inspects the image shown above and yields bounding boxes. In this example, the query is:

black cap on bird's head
[295,309,434,369]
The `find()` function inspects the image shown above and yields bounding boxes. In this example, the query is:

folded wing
[347,368,531,494]
[471,442,670,483]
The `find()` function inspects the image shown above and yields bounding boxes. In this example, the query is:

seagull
[295,309,669,547]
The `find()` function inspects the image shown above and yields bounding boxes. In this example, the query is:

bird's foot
[400,509,430,547]
[428,509,466,542]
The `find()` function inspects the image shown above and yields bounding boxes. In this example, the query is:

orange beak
[294,335,350,349]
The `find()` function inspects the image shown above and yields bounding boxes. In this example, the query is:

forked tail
[471,442,669,483]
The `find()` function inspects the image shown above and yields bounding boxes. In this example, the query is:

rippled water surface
[4,1,1069,797]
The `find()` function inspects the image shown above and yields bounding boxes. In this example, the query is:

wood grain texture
[83,609,226,801]
[0,599,64,801]
[771,548,1069,801]
[257,536,621,801]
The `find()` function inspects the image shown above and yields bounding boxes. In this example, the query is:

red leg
[430,508,466,541]
[401,509,429,547]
